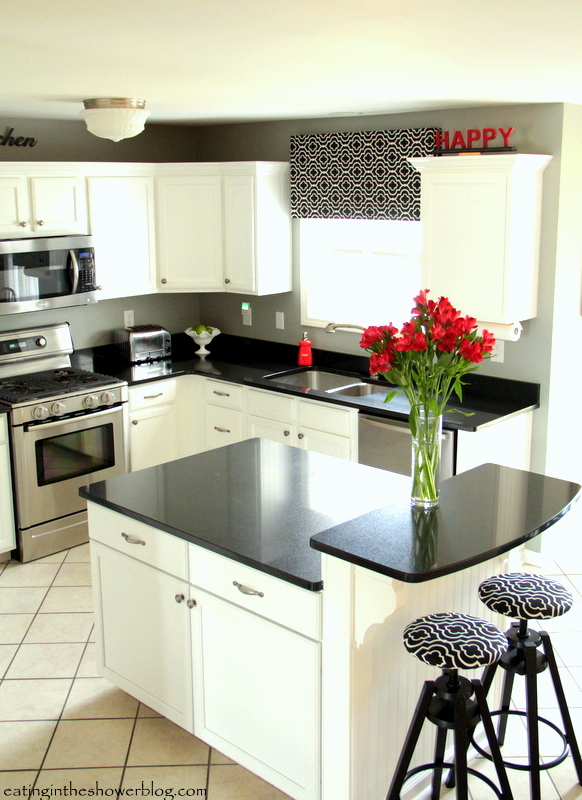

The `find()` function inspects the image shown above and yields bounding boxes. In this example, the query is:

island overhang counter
[80,439,580,800]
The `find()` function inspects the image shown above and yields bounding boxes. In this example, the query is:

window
[299,218,422,330]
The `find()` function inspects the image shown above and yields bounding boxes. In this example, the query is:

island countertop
[80,438,580,590]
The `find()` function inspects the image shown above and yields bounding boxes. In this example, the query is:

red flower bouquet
[360,290,495,507]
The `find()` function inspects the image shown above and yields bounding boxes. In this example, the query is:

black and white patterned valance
[290,128,438,221]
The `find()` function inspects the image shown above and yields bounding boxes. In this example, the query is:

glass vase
[410,409,442,509]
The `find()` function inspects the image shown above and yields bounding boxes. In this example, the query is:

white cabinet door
[0,416,16,555]
[91,540,194,732]
[156,174,224,291]
[191,587,321,800]
[0,176,28,236]
[298,427,352,460]
[410,154,551,324]
[0,175,87,237]
[88,176,156,299]
[246,414,294,445]
[129,404,178,471]
[29,176,87,235]
[223,174,256,293]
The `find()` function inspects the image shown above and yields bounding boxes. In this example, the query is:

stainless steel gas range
[0,323,128,562]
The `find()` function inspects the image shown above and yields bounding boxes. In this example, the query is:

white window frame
[299,218,422,331]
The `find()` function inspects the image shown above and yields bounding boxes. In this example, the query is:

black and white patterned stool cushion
[478,573,573,620]
[403,612,507,670]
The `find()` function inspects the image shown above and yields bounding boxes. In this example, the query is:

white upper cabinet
[156,173,224,292]
[156,162,292,296]
[409,154,551,323]
[0,171,87,237]
[87,173,157,299]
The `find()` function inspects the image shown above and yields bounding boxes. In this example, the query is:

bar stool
[477,572,582,800]
[386,612,514,800]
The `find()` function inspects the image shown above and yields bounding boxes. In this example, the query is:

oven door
[12,405,127,530]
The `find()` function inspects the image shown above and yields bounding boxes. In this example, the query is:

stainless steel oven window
[34,423,115,486]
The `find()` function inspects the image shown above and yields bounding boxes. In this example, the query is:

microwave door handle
[69,250,79,294]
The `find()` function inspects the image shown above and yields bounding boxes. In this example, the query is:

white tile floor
[1,521,582,799]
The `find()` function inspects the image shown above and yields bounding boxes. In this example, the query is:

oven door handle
[69,249,79,294]
[23,404,121,433]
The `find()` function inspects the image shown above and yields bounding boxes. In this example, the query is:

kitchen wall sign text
[0,127,38,147]
[436,127,515,151]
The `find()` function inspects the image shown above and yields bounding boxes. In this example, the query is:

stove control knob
[32,405,50,420]
[50,401,66,417]
[100,391,115,406]
[36,337,47,348]
[83,394,100,409]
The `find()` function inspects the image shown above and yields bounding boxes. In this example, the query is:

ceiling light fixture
[81,98,150,142]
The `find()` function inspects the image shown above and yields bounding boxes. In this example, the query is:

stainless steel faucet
[324,323,366,333]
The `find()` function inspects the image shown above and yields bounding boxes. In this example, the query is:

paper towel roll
[477,321,522,341]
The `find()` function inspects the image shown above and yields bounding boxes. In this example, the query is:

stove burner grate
[0,368,123,404]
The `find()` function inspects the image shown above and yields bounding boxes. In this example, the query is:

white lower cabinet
[245,387,357,460]
[129,380,178,471]
[89,506,193,732]
[89,502,321,800]
[0,415,16,555]
[191,588,321,800]
[203,379,244,449]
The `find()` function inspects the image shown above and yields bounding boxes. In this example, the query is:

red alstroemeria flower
[396,331,428,352]
[369,350,394,374]
[459,339,485,363]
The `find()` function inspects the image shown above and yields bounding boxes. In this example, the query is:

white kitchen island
[81,439,580,800]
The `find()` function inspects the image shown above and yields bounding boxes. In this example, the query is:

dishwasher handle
[359,414,453,440]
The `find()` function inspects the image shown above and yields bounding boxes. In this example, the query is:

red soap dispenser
[298,332,313,366]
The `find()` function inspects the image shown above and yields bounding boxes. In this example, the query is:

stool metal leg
[386,681,435,800]
[497,666,516,746]
[452,692,470,800]
[473,680,515,800]
[541,631,582,784]
[524,640,541,800]
[431,727,448,800]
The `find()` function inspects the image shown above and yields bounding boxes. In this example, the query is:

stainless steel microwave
[0,235,98,315]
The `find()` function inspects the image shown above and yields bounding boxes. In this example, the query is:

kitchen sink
[264,369,358,391]
[326,382,385,397]
[263,369,383,396]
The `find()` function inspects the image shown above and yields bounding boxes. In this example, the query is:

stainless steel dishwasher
[358,414,455,478]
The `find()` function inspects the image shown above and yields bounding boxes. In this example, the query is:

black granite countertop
[75,333,540,432]
[80,438,409,591]
[80,439,579,590]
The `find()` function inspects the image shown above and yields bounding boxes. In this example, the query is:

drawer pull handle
[121,532,146,545]
[175,594,185,603]
[144,393,163,400]
[213,391,230,397]
[214,426,231,433]
[233,580,264,598]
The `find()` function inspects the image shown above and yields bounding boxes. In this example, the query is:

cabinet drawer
[87,503,188,579]
[204,380,243,409]
[299,399,354,437]
[129,379,177,411]
[188,545,321,640]
[246,388,295,422]
[205,405,243,448]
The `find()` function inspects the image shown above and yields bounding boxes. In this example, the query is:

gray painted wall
[1,104,580,488]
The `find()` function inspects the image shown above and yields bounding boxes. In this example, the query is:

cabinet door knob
[132,419,138,425]
[284,430,290,436]
[37,220,44,226]
[161,278,167,284]
[121,532,145,545]
[186,598,197,608]
[19,221,27,227]
[224,278,231,284]
[233,580,264,598]
[297,433,304,439]
[175,594,185,603]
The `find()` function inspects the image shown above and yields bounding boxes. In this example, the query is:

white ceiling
[2,0,582,126]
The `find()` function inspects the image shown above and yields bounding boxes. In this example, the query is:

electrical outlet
[492,340,505,363]
[124,310,134,328]
[275,311,285,330]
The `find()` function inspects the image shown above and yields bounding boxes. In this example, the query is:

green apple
[193,324,207,334]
